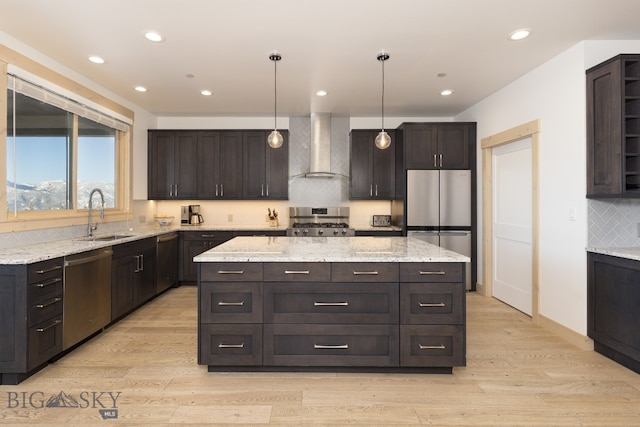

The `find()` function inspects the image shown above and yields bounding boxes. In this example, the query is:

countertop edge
[587,247,640,262]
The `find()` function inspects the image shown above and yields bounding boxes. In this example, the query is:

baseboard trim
[538,314,594,351]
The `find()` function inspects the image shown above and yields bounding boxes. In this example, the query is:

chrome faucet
[88,188,105,237]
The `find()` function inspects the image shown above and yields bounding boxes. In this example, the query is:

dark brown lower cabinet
[588,252,640,373]
[198,261,465,372]
[111,238,157,320]
[0,257,64,385]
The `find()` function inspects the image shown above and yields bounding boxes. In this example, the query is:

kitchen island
[195,236,469,373]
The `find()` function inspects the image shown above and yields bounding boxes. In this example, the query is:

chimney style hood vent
[302,113,346,178]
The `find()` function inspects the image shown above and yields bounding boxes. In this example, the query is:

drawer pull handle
[217,270,244,275]
[419,271,446,275]
[36,319,62,333]
[314,344,349,349]
[353,271,378,275]
[218,343,245,349]
[35,265,62,275]
[218,301,244,306]
[419,302,446,308]
[419,344,446,350]
[36,297,62,309]
[36,277,62,288]
[284,270,310,274]
[314,301,349,306]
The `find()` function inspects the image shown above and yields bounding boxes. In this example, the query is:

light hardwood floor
[2,286,640,426]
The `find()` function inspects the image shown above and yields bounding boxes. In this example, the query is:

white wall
[457,40,640,336]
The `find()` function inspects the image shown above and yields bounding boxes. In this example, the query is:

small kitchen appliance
[182,205,204,225]
[287,207,354,237]
[372,215,391,227]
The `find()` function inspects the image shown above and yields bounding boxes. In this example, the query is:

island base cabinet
[199,324,262,366]
[400,325,465,367]
[263,324,399,367]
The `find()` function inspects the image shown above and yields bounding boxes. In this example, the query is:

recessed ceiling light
[316,90,328,97]
[509,29,531,41]
[200,90,213,96]
[440,89,454,96]
[88,55,105,64]
[134,86,147,92]
[144,31,164,42]
[437,73,447,78]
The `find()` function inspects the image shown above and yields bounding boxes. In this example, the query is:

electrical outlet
[227,214,233,222]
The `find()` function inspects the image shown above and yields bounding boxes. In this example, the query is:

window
[6,74,126,215]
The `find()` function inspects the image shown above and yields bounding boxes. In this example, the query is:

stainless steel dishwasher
[63,247,113,350]
[157,232,178,294]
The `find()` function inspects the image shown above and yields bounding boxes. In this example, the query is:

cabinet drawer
[263,262,331,282]
[400,325,465,367]
[28,258,63,283]
[400,282,464,325]
[200,282,262,323]
[400,263,463,283]
[28,315,63,368]
[28,275,63,305]
[182,231,234,241]
[28,295,63,328]
[199,324,262,366]
[264,324,399,367]
[200,263,263,282]
[264,282,398,324]
[332,263,398,283]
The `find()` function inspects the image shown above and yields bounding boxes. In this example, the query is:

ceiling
[1,0,640,118]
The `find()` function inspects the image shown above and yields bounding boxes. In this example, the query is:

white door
[492,137,532,315]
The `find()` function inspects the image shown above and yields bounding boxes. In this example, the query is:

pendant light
[374,52,391,150]
[267,53,284,149]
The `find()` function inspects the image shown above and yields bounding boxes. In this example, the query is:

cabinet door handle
[218,343,245,348]
[36,297,62,309]
[370,185,373,197]
[36,319,62,333]
[218,301,244,306]
[220,184,224,197]
[217,270,244,274]
[439,154,443,168]
[419,302,446,307]
[284,270,310,274]
[139,254,144,271]
[314,344,349,349]
[215,184,219,197]
[375,184,378,196]
[175,184,179,197]
[419,344,446,350]
[35,277,62,288]
[261,184,264,196]
[201,234,216,238]
[314,301,349,306]
[266,184,269,197]
[419,271,446,275]
[353,271,378,275]
[433,154,437,168]
[35,265,62,275]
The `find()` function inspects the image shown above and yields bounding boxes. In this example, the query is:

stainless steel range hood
[303,112,344,178]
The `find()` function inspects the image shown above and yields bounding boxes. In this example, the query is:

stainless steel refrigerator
[406,169,472,289]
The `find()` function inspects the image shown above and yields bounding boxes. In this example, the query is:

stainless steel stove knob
[294,230,299,236]
[333,229,339,236]
[341,229,347,235]
[303,229,309,235]
[318,229,324,235]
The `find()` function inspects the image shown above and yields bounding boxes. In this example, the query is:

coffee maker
[181,205,204,225]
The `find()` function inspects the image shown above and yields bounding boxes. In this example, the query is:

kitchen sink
[77,233,135,242]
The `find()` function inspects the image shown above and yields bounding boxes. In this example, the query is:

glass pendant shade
[267,130,284,148]
[375,131,392,150]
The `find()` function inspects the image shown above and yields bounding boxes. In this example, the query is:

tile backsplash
[588,198,640,247]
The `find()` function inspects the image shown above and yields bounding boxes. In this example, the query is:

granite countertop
[194,236,470,263]
[0,224,288,265]
[587,247,640,262]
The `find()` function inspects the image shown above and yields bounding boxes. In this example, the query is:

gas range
[286,207,355,237]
